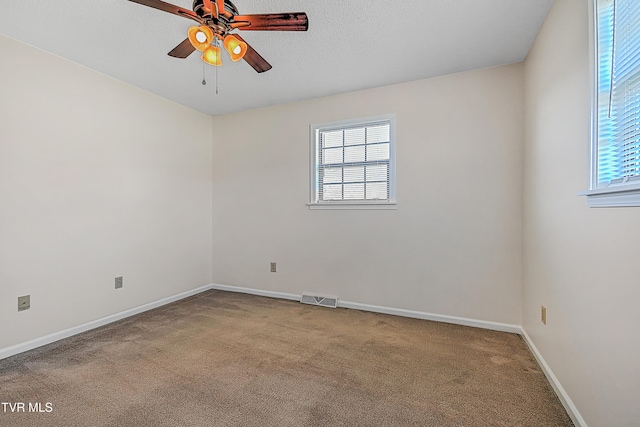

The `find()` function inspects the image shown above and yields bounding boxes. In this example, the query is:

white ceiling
[0,0,554,116]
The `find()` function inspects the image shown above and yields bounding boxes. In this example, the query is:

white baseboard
[338,300,521,334]
[521,329,587,427]
[210,283,521,333]
[209,283,301,301]
[0,284,214,361]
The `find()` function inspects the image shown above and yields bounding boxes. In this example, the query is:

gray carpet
[0,290,573,426]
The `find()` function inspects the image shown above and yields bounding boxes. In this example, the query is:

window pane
[597,0,617,182]
[344,145,366,163]
[366,164,388,182]
[367,125,390,143]
[343,183,364,199]
[596,0,640,183]
[343,166,364,183]
[367,143,390,161]
[620,73,640,177]
[322,184,342,200]
[323,168,342,184]
[323,147,343,164]
[312,115,394,206]
[366,182,388,200]
[344,127,365,146]
[322,131,343,148]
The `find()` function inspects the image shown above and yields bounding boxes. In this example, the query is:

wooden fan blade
[127,0,201,23]
[234,35,272,73]
[232,13,308,31]
[168,38,196,58]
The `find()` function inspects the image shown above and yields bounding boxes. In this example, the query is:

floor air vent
[300,294,338,308]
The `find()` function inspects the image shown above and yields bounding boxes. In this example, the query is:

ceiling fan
[127,0,308,73]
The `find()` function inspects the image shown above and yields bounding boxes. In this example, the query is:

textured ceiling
[0,0,553,116]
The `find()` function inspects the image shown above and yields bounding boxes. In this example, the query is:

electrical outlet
[115,276,123,289]
[541,306,547,325]
[18,295,30,311]
[270,262,276,273]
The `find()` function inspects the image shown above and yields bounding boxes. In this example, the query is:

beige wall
[523,0,640,425]
[212,64,524,325]
[0,35,213,350]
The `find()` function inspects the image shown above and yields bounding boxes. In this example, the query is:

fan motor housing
[193,0,239,19]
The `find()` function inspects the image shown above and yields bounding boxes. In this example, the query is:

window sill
[308,202,397,210]
[580,183,640,207]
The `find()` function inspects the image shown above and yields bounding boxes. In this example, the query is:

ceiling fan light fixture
[128,0,308,73]
[188,25,214,51]
[223,34,248,62]
[201,45,222,66]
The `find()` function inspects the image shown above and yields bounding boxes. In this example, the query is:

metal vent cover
[300,294,338,308]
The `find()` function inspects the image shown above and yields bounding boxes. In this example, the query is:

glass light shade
[188,26,214,51]
[223,34,247,62]
[201,45,222,66]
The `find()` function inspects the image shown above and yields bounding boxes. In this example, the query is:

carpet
[0,290,573,426]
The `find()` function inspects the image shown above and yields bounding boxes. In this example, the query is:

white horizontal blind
[318,121,390,202]
[597,0,640,183]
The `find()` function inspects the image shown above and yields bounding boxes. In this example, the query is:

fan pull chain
[202,62,206,85]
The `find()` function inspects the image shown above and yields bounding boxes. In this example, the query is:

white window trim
[581,181,640,207]
[582,0,640,207]
[308,114,397,210]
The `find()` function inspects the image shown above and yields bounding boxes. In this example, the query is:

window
[309,114,396,209]
[584,0,640,207]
